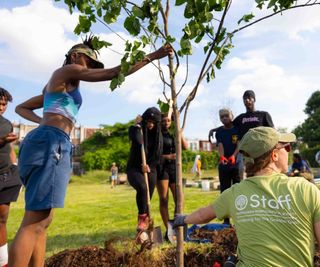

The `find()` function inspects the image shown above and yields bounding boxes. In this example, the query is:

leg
[8,209,53,267]
[156,179,169,229]
[127,170,148,214]
[0,204,9,246]
[169,182,177,216]
[219,165,232,193]
[0,204,9,267]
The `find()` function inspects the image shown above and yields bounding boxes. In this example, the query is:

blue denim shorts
[19,125,72,211]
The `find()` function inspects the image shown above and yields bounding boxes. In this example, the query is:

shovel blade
[152,226,163,245]
[167,220,187,244]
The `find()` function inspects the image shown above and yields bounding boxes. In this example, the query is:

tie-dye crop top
[43,88,82,124]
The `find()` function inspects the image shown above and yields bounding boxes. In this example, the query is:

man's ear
[271,150,278,162]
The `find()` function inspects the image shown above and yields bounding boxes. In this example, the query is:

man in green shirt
[174,127,320,266]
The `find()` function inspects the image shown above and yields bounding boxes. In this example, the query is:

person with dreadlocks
[9,37,172,266]
[0,87,22,267]
[126,107,163,238]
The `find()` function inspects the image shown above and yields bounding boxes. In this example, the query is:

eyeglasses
[276,143,291,153]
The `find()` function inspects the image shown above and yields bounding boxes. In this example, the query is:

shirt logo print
[235,195,248,211]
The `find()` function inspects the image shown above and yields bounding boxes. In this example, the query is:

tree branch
[232,2,320,35]
[179,0,231,113]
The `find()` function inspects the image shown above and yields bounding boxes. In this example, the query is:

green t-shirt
[213,173,320,267]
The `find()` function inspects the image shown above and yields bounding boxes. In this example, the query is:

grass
[7,170,220,257]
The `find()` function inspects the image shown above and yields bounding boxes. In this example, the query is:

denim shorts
[19,125,72,211]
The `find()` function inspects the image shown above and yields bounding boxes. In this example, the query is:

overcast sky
[1,0,319,139]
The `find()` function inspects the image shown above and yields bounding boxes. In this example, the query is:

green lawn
[7,170,220,257]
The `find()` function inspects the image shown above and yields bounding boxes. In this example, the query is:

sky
[0,0,320,140]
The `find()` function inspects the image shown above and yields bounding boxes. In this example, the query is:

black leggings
[127,168,157,214]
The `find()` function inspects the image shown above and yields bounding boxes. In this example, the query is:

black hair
[0,87,12,102]
[141,107,163,165]
[64,35,98,65]
[293,153,302,162]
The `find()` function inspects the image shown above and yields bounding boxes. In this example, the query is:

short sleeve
[215,128,222,144]
[264,112,274,128]
[212,188,232,220]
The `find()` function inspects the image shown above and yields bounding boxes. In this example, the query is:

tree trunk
[168,54,184,267]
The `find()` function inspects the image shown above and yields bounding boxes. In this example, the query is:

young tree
[57,1,320,265]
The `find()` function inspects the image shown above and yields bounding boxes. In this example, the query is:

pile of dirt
[45,228,320,266]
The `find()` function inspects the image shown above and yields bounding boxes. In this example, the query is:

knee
[34,216,53,235]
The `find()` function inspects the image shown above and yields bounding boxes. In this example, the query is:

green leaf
[121,61,131,74]
[132,41,142,51]
[110,78,118,91]
[166,35,176,43]
[118,73,125,84]
[141,35,150,46]
[210,66,215,79]
[180,37,192,55]
[237,13,255,25]
[157,99,170,113]
[103,12,117,24]
[132,6,145,19]
[125,41,132,52]
[124,16,141,36]
[176,0,188,6]
[204,12,213,22]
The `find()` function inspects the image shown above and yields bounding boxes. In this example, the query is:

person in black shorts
[126,107,163,234]
[233,90,274,179]
[157,113,188,240]
[215,108,240,224]
[0,87,22,267]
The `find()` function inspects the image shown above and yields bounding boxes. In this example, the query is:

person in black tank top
[157,113,188,241]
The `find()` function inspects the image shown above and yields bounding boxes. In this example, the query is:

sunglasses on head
[276,143,291,153]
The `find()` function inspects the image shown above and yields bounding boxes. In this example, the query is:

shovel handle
[138,126,152,219]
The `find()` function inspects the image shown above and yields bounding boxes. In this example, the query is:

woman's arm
[181,131,188,150]
[10,143,17,165]
[62,45,172,82]
[15,94,43,123]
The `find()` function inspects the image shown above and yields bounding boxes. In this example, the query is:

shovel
[136,126,163,246]
[167,219,187,245]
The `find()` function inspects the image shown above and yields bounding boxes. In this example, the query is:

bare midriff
[41,113,73,135]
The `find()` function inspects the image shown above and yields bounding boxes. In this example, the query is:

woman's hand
[141,164,150,173]
[150,44,174,60]
[0,133,18,144]
[135,115,143,125]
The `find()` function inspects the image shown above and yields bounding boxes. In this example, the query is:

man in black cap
[233,90,274,139]
[233,90,274,179]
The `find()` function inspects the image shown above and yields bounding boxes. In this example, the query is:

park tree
[81,121,133,171]
[57,0,320,265]
[294,90,320,166]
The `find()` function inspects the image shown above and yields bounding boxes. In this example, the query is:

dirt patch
[45,228,320,266]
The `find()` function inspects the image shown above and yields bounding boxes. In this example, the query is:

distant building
[187,139,216,152]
